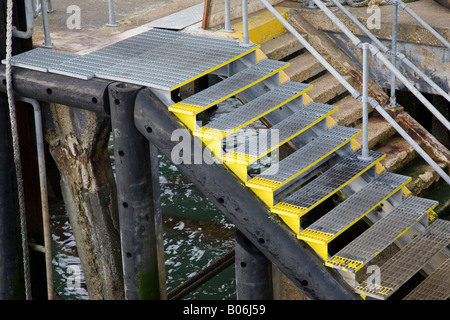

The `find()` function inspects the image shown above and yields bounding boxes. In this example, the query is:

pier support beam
[235,231,273,300]
[109,83,162,300]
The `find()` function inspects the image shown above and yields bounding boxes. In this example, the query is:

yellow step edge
[354,283,393,298]
[170,44,261,91]
[222,106,339,182]
[325,256,365,273]
[215,7,291,45]
[297,176,411,260]
[272,153,386,235]
[246,131,361,192]
[246,131,362,207]
[194,84,312,144]
[169,61,290,132]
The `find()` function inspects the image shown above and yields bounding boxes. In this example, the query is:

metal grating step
[2,48,78,72]
[272,150,385,235]
[297,172,412,260]
[246,125,360,207]
[326,196,438,273]
[403,258,450,300]
[10,29,258,90]
[222,102,338,182]
[355,219,450,300]
[196,81,312,141]
[169,59,289,119]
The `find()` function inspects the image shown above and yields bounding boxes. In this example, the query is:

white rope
[6,0,32,300]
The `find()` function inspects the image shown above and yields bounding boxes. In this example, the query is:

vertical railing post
[106,0,119,27]
[241,0,251,46]
[222,0,235,33]
[390,1,398,108]
[360,43,371,160]
[40,0,54,48]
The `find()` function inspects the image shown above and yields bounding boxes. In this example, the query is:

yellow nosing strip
[169,63,290,132]
[246,131,361,193]
[170,45,261,91]
[355,284,392,297]
[246,177,282,191]
[271,154,386,235]
[325,256,365,273]
[195,84,312,143]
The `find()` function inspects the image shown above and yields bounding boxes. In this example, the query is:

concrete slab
[144,3,204,30]
[31,0,204,52]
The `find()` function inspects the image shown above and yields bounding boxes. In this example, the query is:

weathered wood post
[44,101,124,300]
[108,82,162,300]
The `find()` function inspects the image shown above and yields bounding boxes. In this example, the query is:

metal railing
[226,0,450,185]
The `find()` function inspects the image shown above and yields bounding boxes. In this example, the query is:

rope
[5,0,32,300]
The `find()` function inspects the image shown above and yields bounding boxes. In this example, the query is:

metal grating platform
[403,258,450,300]
[7,28,258,90]
[355,219,450,300]
[169,59,289,115]
[326,196,438,273]
[247,125,360,190]
[2,48,78,72]
[272,150,385,218]
[199,81,311,138]
[298,172,412,245]
[225,102,338,162]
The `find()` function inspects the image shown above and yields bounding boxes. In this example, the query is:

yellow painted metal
[170,45,261,91]
[194,84,311,142]
[354,283,392,297]
[297,176,411,260]
[216,7,291,44]
[246,130,361,208]
[325,256,365,273]
[272,153,386,235]
[169,61,289,132]
[222,105,337,183]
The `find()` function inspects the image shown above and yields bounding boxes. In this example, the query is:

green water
[50,98,260,300]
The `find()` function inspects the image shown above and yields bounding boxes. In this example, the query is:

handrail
[330,0,450,103]
[236,0,450,185]
[389,0,450,49]
[311,0,450,131]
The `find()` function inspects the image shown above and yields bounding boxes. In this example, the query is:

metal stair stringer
[134,86,361,300]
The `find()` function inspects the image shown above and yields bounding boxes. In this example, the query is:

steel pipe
[106,0,119,27]
[241,0,251,46]
[330,0,450,103]
[258,0,450,186]
[394,0,450,49]
[390,2,398,108]
[0,65,111,114]
[222,0,235,33]
[40,0,53,48]
[18,97,54,300]
[259,0,361,100]
[12,0,34,39]
[360,43,370,160]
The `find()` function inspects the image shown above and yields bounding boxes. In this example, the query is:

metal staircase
[6,27,449,300]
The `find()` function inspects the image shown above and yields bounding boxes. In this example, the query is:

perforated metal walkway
[3,28,258,90]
